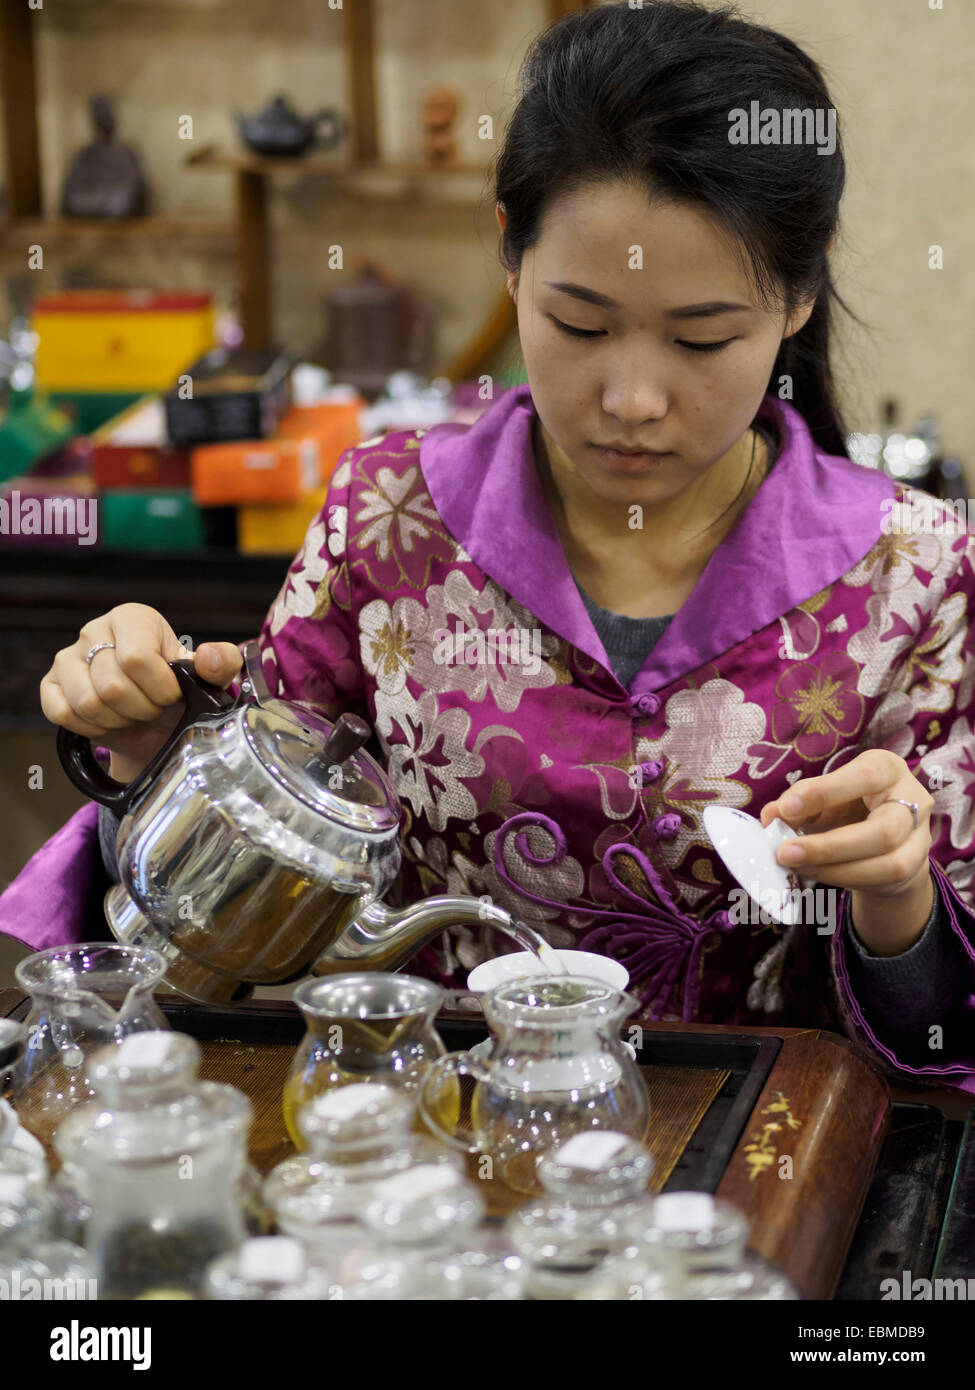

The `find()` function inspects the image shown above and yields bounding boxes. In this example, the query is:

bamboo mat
[197,1038,730,1219]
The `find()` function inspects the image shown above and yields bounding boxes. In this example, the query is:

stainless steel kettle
[57,644,551,1005]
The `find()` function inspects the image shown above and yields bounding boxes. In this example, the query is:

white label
[238,1237,306,1284]
[299,440,320,491]
[556,1131,629,1170]
[118,1032,173,1068]
[147,499,181,517]
[654,1192,716,1231]
[0,1174,30,1203]
[0,1099,18,1146]
[315,1083,386,1120]
[243,451,276,470]
[374,1164,458,1205]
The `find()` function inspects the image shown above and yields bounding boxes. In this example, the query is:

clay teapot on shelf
[235,95,346,157]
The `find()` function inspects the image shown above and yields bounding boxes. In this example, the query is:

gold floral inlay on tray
[742,1090,801,1180]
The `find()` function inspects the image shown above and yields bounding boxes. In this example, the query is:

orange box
[278,399,364,483]
[191,436,320,506]
[237,487,329,555]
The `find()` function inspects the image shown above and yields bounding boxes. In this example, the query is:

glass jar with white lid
[505,1130,657,1299]
[346,1162,524,1300]
[0,1151,90,1297]
[52,1030,267,1245]
[265,1081,462,1276]
[204,1236,340,1300]
[597,1190,798,1300]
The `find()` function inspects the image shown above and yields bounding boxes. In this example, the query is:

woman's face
[497,181,814,508]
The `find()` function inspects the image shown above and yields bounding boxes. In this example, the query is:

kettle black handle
[56,658,237,816]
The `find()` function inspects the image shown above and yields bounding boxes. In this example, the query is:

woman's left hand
[760,749,934,900]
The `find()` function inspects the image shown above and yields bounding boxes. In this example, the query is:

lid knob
[319,711,372,767]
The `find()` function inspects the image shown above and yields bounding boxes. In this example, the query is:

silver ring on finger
[885,797,920,831]
[85,642,116,666]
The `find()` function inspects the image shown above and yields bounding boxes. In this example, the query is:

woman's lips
[592,445,672,472]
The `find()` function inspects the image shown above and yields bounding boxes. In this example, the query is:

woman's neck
[532,417,769,616]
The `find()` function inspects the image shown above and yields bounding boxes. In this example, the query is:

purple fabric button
[652,812,682,838]
[640,760,664,782]
[634,692,660,716]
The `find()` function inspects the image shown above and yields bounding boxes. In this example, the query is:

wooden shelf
[0,216,234,249]
[183,147,490,206]
[0,0,589,370]
[185,146,489,182]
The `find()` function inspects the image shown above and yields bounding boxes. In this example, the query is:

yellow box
[238,487,329,555]
[33,290,216,392]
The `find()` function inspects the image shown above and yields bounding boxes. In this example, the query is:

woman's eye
[550,316,604,339]
[549,317,737,353]
[678,339,737,353]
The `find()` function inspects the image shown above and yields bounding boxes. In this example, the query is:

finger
[88,650,173,723]
[760,797,863,834]
[47,659,136,732]
[40,676,116,740]
[106,607,188,707]
[193,642,243,688]
[775,799,930,871]
[775,750,904,827]
[782,834,930,893]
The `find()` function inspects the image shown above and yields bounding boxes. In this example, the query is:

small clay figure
[61,94,148,220]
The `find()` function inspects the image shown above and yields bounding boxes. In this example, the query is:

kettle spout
[311,895,560,977]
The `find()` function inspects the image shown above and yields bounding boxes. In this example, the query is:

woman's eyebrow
[544,281,752,318]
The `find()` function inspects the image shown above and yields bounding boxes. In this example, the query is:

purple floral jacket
[4,383,975,1090]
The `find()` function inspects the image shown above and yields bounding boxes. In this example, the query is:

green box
[49,391,145,436]
[0,393,77,482]
[101,489,205,551]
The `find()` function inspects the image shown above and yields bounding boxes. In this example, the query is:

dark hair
[493,0,863,463]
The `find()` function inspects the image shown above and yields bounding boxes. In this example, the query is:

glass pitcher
[10,944,168,1150]
[283,973,446,1148]
[419,975,650,1196]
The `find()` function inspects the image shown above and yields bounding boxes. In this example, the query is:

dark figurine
[61,95,148,220]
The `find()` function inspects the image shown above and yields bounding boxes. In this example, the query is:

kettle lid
[241,700,400,832]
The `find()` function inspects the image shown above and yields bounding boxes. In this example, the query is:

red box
[91,396,191,489]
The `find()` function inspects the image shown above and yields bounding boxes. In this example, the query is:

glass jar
[266,1082,461,1279]
[505,1131,656,1299]
[0,1097,47,1170]
[0,1152,91,1299]
[51,1030,268,1245]
[347,1163,524,1300]
[10,943,168,1149]
[283,973,445,1148]
[74,1059,252,1300]
[621,1191,798,1300]
[204,1236,338,1300]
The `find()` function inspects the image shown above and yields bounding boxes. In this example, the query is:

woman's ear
[496,202,517,302]
[782,295,816,341]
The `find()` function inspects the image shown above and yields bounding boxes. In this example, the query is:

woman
[6,2,975,1090]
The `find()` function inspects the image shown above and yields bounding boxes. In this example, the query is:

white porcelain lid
[702,806,814,927]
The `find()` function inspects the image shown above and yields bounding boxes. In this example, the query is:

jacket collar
[420,383,896,694]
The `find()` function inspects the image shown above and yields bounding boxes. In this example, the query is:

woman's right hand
[40,603,244,785]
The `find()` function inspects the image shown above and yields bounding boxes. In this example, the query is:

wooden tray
[0,989,890,1299]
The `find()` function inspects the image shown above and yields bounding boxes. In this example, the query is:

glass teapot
[419,975,650,1196]
[57,643,558,1005]
[9,943,168,1150]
